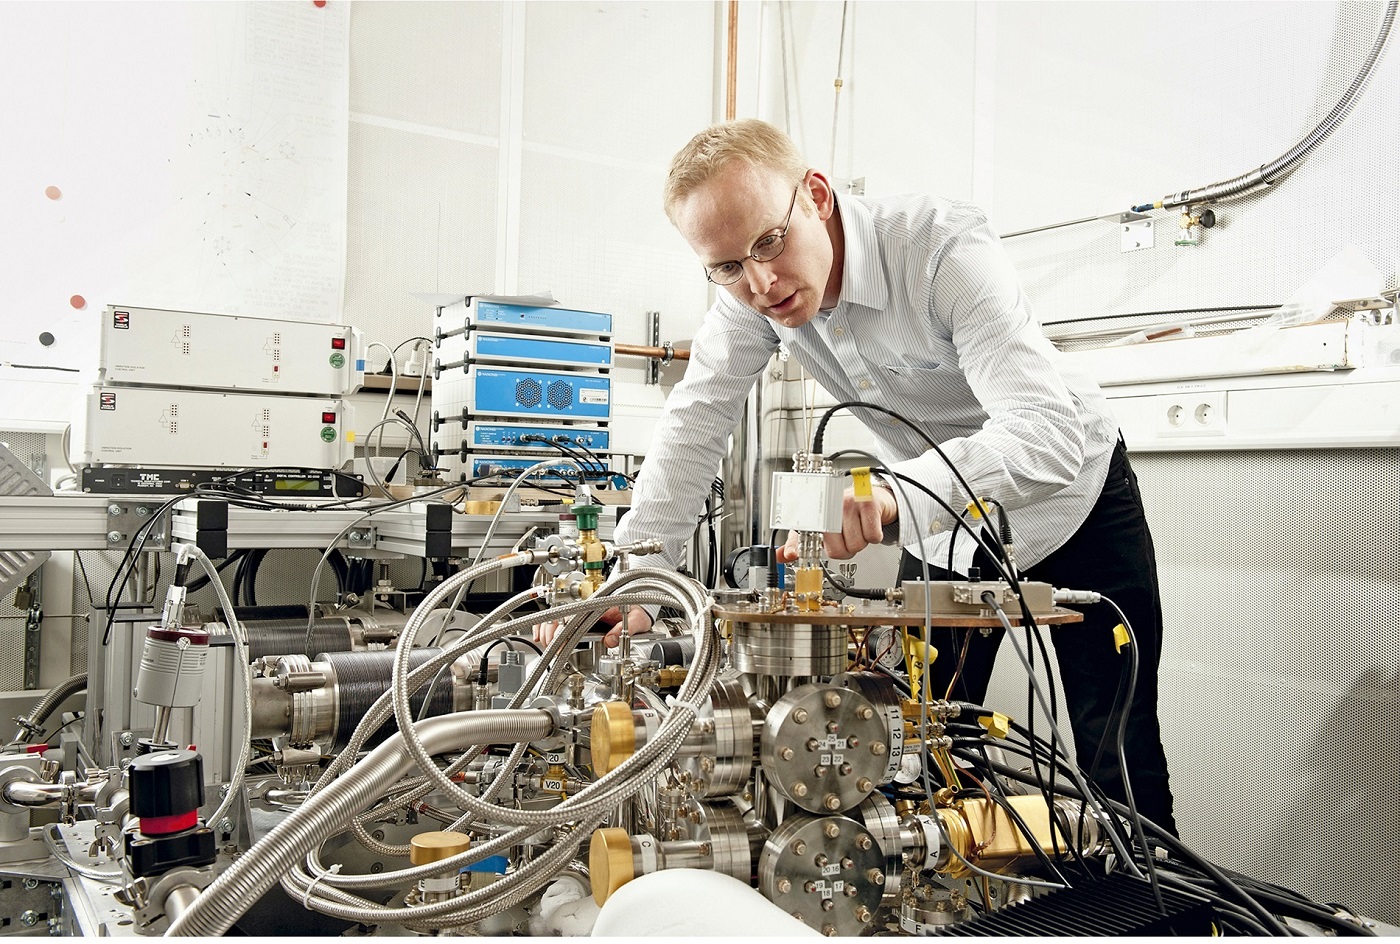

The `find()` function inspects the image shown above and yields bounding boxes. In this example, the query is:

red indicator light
[331,337,347,350]
[322,412,337,424]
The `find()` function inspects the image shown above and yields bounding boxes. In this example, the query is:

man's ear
[804,169,837,221]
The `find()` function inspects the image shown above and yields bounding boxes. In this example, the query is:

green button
[329,352,346,369]
[320,426,337,442]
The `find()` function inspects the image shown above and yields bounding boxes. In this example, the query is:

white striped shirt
[614,191,1119,575]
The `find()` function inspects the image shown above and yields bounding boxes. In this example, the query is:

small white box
[769,471,846,532]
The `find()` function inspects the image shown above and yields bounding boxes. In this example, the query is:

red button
[331,337,347,350]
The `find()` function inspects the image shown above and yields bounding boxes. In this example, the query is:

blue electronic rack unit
[430,297,616,483]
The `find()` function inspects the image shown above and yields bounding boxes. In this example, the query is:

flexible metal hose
[10,673,86,744]
[1155,1,1395,209]
[164,710,554,937]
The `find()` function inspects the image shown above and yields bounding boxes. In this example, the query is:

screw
[815,853,829,867]
[839,763,853,776]
[107,531,123,544]
[857,705,873,720]
[856,906,872,923]
[119,732,134,748]
[806,738,819,751]
[804,881,817,893]
[20,912,39,927]
[823,691,842,709]
[371,829,386,841]
[792,840,807,855]
[824,794,842,811]
[826,721,840,734]
[867,868,886,886]
[776,878,792,894]
[845,884,858,897]
[106,504,123,516]
[370,862,384,873]
[822,923,837,936]
[791,782,808,798]
[792,708,809,724]
[218,819,233,834]
[779,746,794,760]
[823,822,841,839]
[841,857,854,870]
[847,736,860,748]
[856,777,873,793]
[135,506,150,518]
[870,741,886,756]
[814,765,828,778]
[821,899,834,912]
[856,834,872,850]
[23,878,39,889]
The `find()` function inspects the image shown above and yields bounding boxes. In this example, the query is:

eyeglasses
[704,182,802,285]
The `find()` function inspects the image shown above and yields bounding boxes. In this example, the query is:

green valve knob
[572,504,603,531]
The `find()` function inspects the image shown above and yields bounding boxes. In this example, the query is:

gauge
[864,625,906,670]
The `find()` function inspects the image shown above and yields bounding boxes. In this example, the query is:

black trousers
[898,438,1178,836]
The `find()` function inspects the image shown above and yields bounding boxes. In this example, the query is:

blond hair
[663,119,810,225]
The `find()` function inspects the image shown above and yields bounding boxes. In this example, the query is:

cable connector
[1052,588,1102,605]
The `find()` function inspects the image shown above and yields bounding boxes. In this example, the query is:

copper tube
[726,0,738,120]
[614,343,690,361]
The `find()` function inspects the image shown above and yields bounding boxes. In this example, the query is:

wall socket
[1155,391,1227,437]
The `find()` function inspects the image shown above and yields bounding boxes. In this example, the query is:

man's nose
[742,256,777,296]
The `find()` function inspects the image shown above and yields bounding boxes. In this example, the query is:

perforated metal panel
[993,1,1400,322]
[0,432,49,689]
[1133,448,1400,925]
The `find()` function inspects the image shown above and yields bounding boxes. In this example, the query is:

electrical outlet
[1155,391,1227,437]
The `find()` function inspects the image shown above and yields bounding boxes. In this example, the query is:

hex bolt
[218,819,233,834]
[841,857,855,870]
[806,738,820,752]
[856,777,874,792]
[815,853,829,867]
[791,782,809,798]
[792,708,810,724]
[779,746,795,761]
[867,868,886,886]
[792,840,808,855]
[821,899,834,912]
[823,691,842,709]
[119,732,134,748]
[21,912,39,927]
[823,794,843,811]
[776,878,792,894]
[822,922,837,936]
[856,905,873,923]
[856,705,873,720]
[870,741,887,756]
[823,822,841,840]
[856,834,872,850]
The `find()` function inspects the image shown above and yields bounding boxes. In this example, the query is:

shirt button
[858,379,872,391]
[833,325,845,337]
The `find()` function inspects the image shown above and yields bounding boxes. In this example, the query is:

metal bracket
[346,526,377,549]
[1120,218,1154,253]
[104,501,170,550]
[647,312,661,385]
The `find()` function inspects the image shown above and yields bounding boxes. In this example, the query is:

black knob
[128,748,204,819]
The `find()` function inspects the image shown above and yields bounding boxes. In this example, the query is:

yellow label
[1113,623,1130,652]
[852,468,873,500]
[978,712,1011,739]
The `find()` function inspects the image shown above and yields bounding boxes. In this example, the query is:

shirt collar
[832,192,888,313]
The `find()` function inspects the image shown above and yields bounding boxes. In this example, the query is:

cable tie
[302,862,342,908]
[668,698,705,716]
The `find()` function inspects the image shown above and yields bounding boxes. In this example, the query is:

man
[565,118,1176,833]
